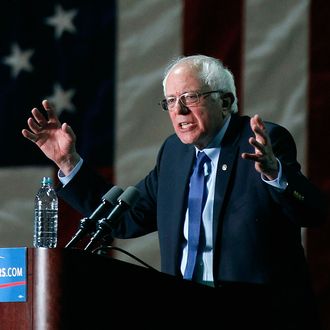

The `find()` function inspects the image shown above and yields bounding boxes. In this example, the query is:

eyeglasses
[159,90,223,111]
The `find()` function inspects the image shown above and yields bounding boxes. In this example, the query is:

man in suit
[22,55,326,328]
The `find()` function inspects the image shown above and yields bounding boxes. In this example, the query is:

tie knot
[195,151,210,173]
[196,151,209,166]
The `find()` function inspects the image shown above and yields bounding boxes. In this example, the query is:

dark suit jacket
[58,113,327,327]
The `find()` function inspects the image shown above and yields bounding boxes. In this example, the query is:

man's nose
[173,99,189,114]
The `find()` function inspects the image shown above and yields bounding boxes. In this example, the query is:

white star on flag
[2,43,34,79]
[47,83,76,116]
[45,4,78,39]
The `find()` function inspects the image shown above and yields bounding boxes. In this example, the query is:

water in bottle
[33,176,58,248]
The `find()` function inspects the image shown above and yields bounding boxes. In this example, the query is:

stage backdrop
[0,0,329,327]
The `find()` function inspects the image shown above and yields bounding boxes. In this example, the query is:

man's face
[165,64,224,149]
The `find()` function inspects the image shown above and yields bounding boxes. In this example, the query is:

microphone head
[118,186,141,208]
[102,186,124,205]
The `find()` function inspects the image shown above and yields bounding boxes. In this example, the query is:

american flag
[0,1,117,246]
[0,0,329,327]
[0,2,117,167]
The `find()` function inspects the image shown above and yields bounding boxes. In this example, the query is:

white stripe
[115,0,182,187]
[243,0,309,173]
[114,0,182,268]
[0,167,53,247]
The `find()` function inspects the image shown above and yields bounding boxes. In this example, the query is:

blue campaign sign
[0,247,27,302]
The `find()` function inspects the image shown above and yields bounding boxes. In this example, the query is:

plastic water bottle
[33,176,58,248]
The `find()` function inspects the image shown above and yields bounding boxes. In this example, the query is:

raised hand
[22,99,80,175]
[241,114,278,180]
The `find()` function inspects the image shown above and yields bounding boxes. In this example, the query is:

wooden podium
[0,248,220,329]
[0,248,275,329]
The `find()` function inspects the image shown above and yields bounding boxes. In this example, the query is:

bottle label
[33,210,58,248]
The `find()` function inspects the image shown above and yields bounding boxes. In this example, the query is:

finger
[249,137,266,153]
[251,114,266,132]
[252,123,266,135]
[22,128,38,143]
[253,114,265,129]
[251,115,266,138]
[250,115,258,127]
[62,122,76,139]
[62,122,71,132]
[27,117,43,134]
[250,115,261,130]
[252,124,269,147]
[251,119,266,135]
[241,152,262,161]
[31,108,47,126]
[42,99,61,124]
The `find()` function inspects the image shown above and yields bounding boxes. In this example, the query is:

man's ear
[222,99,229,107]
[221,92,235,109]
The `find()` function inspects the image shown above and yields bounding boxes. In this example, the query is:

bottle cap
[42,176,53,185]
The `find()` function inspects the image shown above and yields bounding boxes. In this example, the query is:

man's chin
[176,132,194,145]
[178,137,201,147]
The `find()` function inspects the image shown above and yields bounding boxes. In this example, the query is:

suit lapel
[213,115,242,248]
[171,145,195,229]
[161,142,195,270]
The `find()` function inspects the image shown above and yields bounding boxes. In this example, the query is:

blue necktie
[184,151,210,280]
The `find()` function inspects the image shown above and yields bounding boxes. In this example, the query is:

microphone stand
[94,234,114,256]
[65,186,125,249]
[84,217,114,252]
[84,186,140,252]
[65,217,95,248]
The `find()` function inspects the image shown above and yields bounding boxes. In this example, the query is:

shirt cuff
[58,158,83,187]
[261,158,288,190]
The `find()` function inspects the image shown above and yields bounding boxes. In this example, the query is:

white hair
[162,54,238,113]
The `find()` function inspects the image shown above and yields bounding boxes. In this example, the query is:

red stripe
[183,0,244,110]
[0,281,26,289]
[307,0,330,327]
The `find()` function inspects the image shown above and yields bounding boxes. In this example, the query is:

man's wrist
[57,153,81,176]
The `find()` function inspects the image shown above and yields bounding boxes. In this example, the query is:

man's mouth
[179,122,194,129]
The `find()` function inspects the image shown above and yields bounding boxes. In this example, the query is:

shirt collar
[193,115,231,170]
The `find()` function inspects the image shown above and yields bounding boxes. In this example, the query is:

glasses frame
[159,90,224,111]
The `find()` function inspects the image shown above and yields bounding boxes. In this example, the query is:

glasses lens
[181,93,199,106]
[160,92,201,111]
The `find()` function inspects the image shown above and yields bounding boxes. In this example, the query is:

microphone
[65,185,124,248]
[84,186,140,252]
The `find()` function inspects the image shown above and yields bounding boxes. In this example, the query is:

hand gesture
[22,99,80,175]
[241,114,278,180]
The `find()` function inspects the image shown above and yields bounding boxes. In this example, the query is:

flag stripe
[0,167,53,247]
[183,0,244,105]
[115,0,181,187]
[243,0,309,171]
